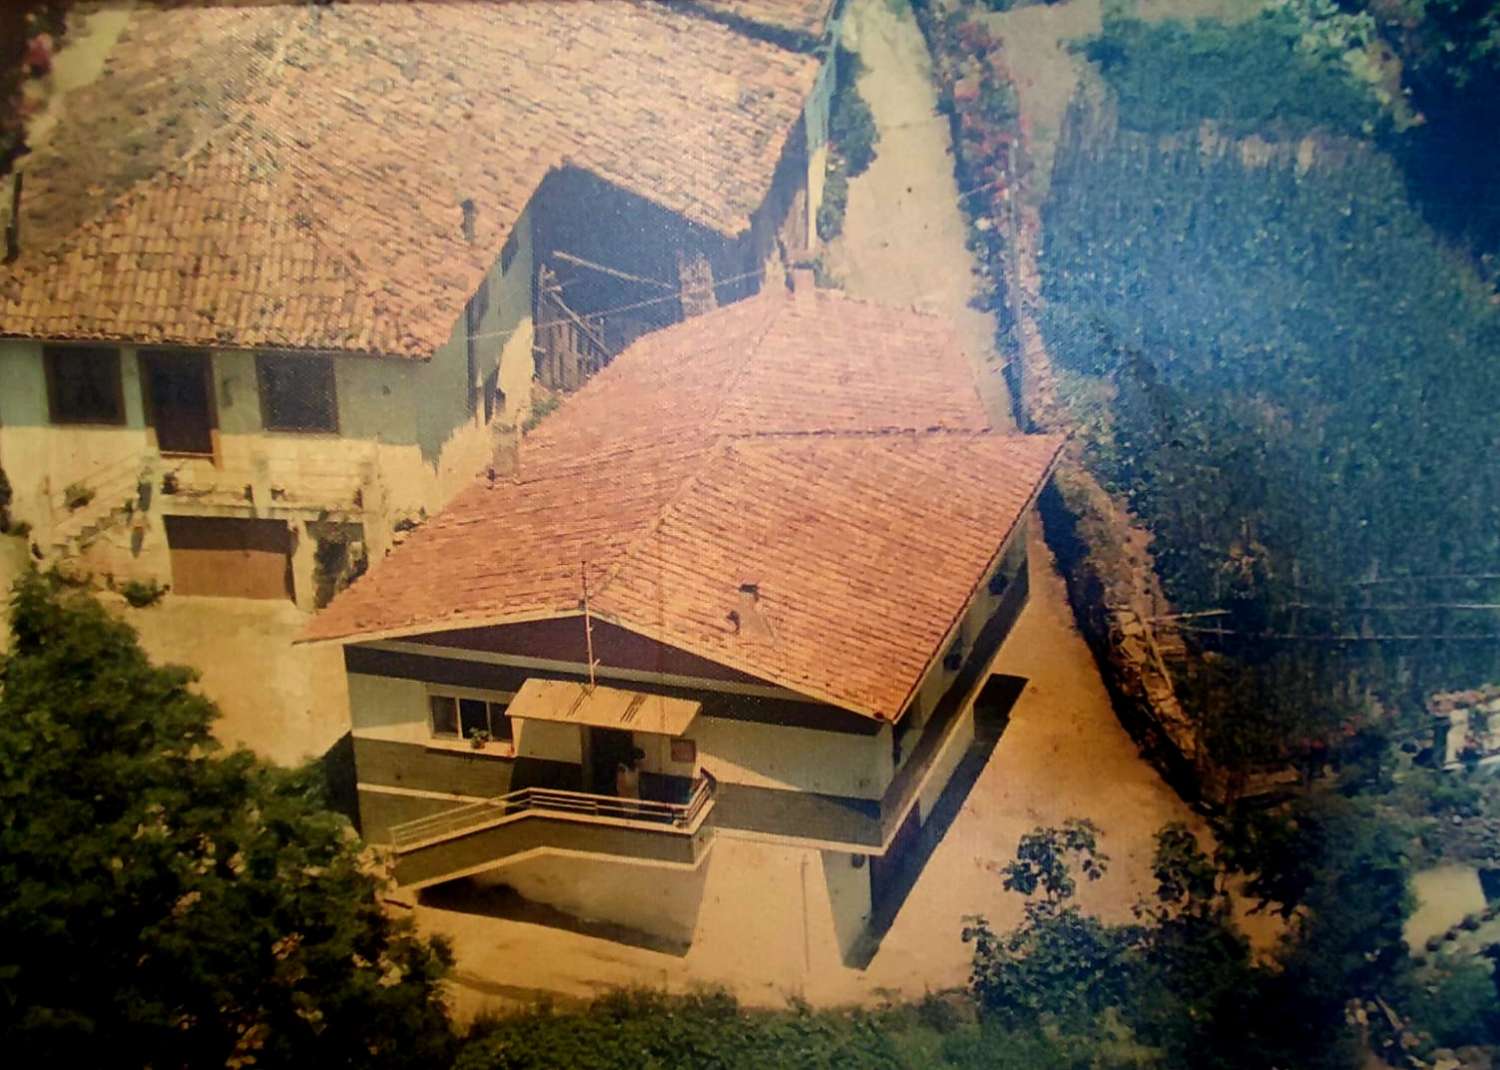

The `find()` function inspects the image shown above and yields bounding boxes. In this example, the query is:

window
[943,623,968,672]
[44,346,124,425]
[427,690,513,743]
[256,353,337,433]
[499,232,518,275]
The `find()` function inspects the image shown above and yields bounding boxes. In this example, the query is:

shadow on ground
[421,881,692,958]
[847,673,1028,969]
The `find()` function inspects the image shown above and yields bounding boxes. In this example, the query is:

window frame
[255,352,340,434]
[425,685,515,746]
[43,345,126,426]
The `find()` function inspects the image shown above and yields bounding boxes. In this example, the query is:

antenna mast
[581,560,597,691]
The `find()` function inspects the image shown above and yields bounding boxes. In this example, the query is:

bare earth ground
[821,0,1012,424]
[124,596,350,767]
[0,535,348,765]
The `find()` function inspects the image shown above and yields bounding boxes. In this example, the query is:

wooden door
[142,350,216,456]
[164,516,294,600]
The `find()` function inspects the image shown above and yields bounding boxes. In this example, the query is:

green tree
[962,820,1133,1030]
[1218,792,1415,1067]
[0,571,454,1067]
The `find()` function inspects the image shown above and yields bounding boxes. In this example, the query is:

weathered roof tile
[306,287,1062,720]
[0,1,820,359]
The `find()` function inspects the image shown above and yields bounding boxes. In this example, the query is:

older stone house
[0,0,844,606]
[305,276,1062,952]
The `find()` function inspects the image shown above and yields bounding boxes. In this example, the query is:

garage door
[164,516,294,600]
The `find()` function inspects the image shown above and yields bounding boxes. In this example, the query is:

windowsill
[424,736,517,759]
[262,427,341,437]
[50,418,128,428]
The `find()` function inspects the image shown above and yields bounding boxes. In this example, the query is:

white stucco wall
[468,835,873,959]
[819,848,874,960]
[0,211,536,601]
[345,667,891,800]
[691,715,889,799]
[474,850,711,947]
[347,671,579,763]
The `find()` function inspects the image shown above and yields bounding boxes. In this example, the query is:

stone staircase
[46,451,159,562]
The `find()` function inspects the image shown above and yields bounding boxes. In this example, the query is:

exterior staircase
[387,779,717,890]
[47,451,159,561]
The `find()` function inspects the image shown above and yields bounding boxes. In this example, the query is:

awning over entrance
[509,678,701,737]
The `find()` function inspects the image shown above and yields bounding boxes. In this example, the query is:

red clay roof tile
[0,2,819,358]
[306,286,1062,720]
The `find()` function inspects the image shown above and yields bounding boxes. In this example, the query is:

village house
[304,274,1063,954]
[0,0,844,607]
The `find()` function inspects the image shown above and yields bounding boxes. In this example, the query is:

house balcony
[387,777,717,890]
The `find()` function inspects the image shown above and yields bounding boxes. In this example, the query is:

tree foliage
[1041,86,1500,739]
[967,812,1422,1069]
[0,571,454,1068]
[1081,12,1384,137]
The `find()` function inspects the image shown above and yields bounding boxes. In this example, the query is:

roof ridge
[585,295,785,606]
[726,426,1004,441]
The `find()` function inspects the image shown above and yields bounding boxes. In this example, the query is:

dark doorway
[142,350,216,456]
[584,726,635,795]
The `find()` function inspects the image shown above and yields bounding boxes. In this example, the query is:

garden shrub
[817,164,849,241]
[117,577,168,609]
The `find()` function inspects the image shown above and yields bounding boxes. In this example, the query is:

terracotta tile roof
[0,1,820,358]
[306,286,1062,720]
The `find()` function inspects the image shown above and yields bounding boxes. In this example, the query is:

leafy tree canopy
[0,571,454,1068]
[1081,11,1384,137]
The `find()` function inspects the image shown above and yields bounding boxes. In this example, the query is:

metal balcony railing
[387,776,716,854]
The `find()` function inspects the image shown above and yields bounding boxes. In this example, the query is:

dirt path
[21,2,134,156]
[823,0,1012,425]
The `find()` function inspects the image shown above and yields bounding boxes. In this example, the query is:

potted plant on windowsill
[468,729,492,751]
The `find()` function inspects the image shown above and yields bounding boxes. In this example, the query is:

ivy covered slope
[1040,14,1500,694]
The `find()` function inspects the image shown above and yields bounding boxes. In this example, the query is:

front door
[583,726,636,795]
[142,350,216,456]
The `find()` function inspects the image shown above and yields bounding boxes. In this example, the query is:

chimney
[731,582,776,642]
[789,265,816,302]
[5,172,22,263]
[460,198,477,243]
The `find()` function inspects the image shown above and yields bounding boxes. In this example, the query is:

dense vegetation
[817,45,880,242]
[1080,11,1384,137]
[0,572,454,1067]
[1042,16,1500,747]
[1346,0,1500,263]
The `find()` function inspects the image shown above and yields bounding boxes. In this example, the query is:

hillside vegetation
[1041,14,1500,750]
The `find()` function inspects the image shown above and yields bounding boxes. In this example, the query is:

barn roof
[306,283,1062,721]
[0,1,819,359]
